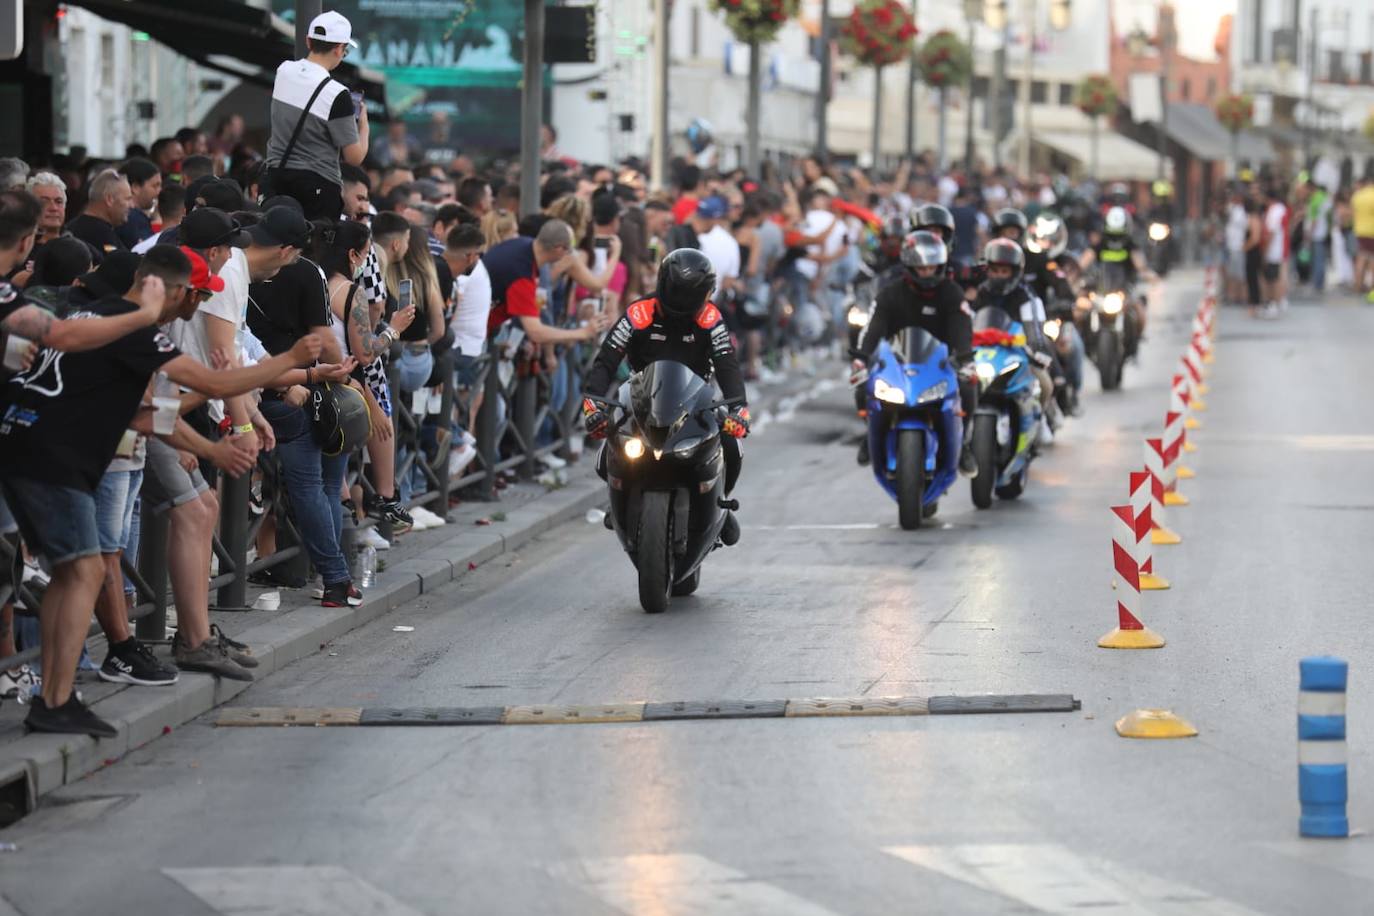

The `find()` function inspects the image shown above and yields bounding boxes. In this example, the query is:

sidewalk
[0,361,831,816]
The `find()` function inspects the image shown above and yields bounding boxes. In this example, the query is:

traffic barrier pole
[1299,656,1350,838]
[1099,504,1165,648]
[1144,438,1182,544]
[1171,374,1199,455]
[1189,333,1210,394]
[1166,405,1196,477]
[1130,471,1169,590]
[1176,362,1203,431]
[1181,347,1207,411]
[1158,415,1189,506]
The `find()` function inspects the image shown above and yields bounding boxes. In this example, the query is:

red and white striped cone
[1182,346,1207,408]
[1189,334,1210,395]
[1177,357,1204,431]
[1192,313,1214,365]
[1162,410,1193,492]
[1130,471,1170,590]
[1145,438,1182,544]
[1099,503,1166,648]
[1171,375,1199,453]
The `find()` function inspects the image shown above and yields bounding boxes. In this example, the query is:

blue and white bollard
[1298,656,1349,838]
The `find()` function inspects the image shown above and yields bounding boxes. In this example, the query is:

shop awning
[1034,129,1164,181]
[1154,103,1275,164]
[54,0,388,112]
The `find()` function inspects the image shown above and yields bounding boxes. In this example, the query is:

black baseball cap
[185,176,245,213]
[247,206,312,249]
[259,194,305,215]
[75,250,142,299]
[180,207,250,249]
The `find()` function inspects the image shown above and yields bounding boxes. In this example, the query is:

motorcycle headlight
[1102,292,1125,315]
[1043,319,1061,341]
[1025,237,1043,254]
[622,436,645,460]
[847,305,870,327]
[874,378,906,404]
[916,380,949,404]
[975,361,996,385]
[1148,222,1170,241]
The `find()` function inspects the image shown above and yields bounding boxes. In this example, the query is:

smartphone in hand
[350,91,364,119]
[398,278,414,312]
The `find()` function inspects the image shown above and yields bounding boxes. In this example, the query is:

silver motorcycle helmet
[1028,213,1069,259]
[900,230,949,289]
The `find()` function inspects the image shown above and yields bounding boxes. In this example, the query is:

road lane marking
[215,695,1077,728]
[884,843,1265,915]
[551,853,842,916]
[163,866,424,916]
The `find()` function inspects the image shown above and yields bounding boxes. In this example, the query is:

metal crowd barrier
[0,336,592,673]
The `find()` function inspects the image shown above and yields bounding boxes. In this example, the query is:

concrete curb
[0,474,608,809]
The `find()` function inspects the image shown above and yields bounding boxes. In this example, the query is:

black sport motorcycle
[590,361,741,614]
[1078,262,1140,391]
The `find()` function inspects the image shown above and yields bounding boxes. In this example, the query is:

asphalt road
[4,273,1372,916]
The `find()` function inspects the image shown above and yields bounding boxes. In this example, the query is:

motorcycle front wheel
[971,414,996,509]
[1097,330,1122,391]
[637,491,674,613]
[896,429,926,530]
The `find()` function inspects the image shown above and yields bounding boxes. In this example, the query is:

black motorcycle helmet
[900,230,949,289]
[981,238,1025,296]
[911,203,956,248]
[992,207,1029,241]
[655,248,717,320]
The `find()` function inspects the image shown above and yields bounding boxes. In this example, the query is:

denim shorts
[94,468,143,554]
[0,476,101,567]
[453,353,484,389]
[397,346,434,394]
[141,438,210,515]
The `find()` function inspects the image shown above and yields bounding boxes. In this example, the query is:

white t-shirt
[450,259,492,357]
[1225,204,1248,253]
[132,229,164,255]
[697,224,741,296]
[937,175,959,207]
[1264,202,1287,264]
[795,208,846,280]
[166,248,250,421]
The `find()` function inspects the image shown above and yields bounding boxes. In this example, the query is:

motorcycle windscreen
[972,307,1016,333]
[1100,262,1130,292]
[890,326,942,364]
[630,360,709,450]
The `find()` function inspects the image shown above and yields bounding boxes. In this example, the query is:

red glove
[582,398,609,439]
[722,407,751,439]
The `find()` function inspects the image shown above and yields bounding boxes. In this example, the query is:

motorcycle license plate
[996,414,1012,446]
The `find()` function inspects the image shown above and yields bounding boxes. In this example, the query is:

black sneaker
[249,566,307,589]
[99,637,180,686]
[25,694,118,738]
[321,582,364,608]
[857,437,870,466]
[958,442,979,478]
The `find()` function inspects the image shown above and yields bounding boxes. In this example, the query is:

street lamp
[1007,0,1071,179]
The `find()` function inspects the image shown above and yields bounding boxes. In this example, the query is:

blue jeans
[94,468,143,554]
[260,398,350,587]
[396,347,434,502]
[1310,238,1328,292]
[0,477,101,568]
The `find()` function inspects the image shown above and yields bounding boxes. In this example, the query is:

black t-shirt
[0,295,179,492]
[434,254,455,317]
[116,209,153,249]
[65,214,127,264]
[246,257,332,357]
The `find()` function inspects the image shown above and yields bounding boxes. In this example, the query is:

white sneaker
[0,665,40,699]
[359,526,391,550]
[411,506,446,529]
[541,453,568,470]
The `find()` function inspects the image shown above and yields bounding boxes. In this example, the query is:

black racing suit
[857,274,976,422]
[586,296,747,494]
[1022,248,1075,317]
[973,284,1057,411]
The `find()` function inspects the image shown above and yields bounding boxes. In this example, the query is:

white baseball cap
[307,11,358,49]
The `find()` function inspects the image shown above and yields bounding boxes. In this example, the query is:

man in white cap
[265,10,369,220]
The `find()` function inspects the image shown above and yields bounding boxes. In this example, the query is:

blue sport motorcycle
[862,327,962,530]
[969,307,1043,509]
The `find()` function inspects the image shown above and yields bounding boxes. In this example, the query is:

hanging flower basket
[1215,93,1255,134]
[840,0,918,69]
[1075,74,1117,119]
[708,0,801,44]
[915,29,970,89]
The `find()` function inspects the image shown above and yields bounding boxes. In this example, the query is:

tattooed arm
[0,277,164,352]
[346,282,412,365]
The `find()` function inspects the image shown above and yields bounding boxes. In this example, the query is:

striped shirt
[266,58,358,188]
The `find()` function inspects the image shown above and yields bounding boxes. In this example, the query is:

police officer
[582,248,750,543]
[851,230,978,475]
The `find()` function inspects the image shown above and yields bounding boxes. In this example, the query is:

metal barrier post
[134,503,169,642]
[474,358,500,499]
[217,471,251,610]
[433,348,455,518]
[515,373,538,479]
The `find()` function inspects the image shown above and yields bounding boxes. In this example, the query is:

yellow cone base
[1203,353,1215,364]
[1098,626,1166,649]
[1139,572,1171,590]
[1151,526,1182,545]
[1115,708,1198,738]
[1191,400,1208,412]
[1164,491,1190,506]
[1184,417,1202,430]
[1195,383,1209,395]
[1184,441,1198,453]
[1177,465,1196,479]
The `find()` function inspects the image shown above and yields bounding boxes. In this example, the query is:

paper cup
[152,396,180,435]
[253,591,281,611]
[2,335,32,372]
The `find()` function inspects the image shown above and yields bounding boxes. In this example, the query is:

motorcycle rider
[994,208,1073,421]
[914,202,982,301]
[974,239,1057,429]
[1026,213,1084,414]
[1080,205,1151,343]
[583,248,750,544]
[851,230,978,476]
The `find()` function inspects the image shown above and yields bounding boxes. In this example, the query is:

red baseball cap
[179,246,225,293]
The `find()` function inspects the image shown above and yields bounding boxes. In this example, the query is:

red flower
[875,6,892,25]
